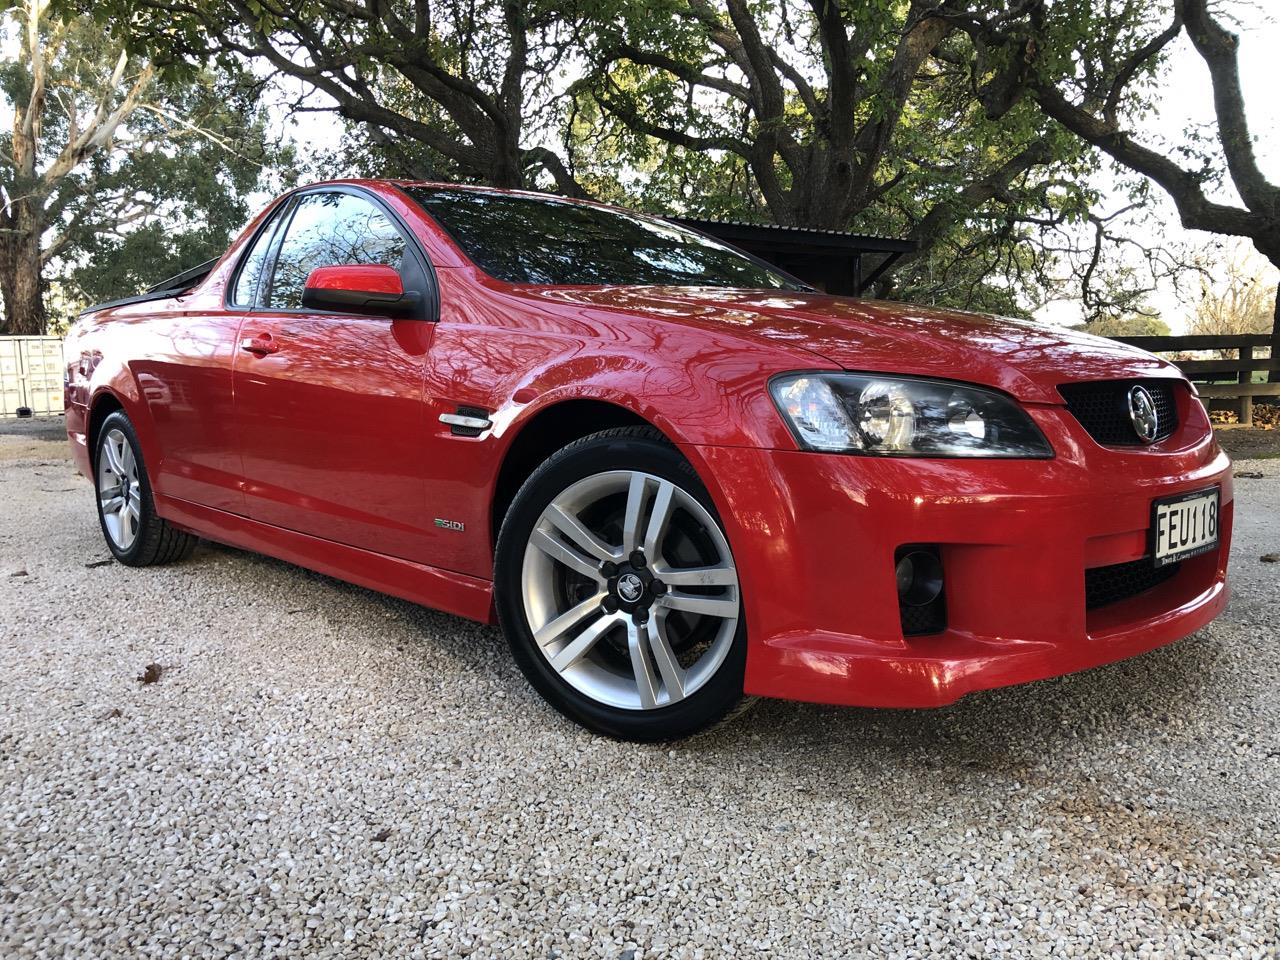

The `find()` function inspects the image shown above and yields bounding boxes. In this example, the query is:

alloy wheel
[520,470,740,711]
[97,427,141,551]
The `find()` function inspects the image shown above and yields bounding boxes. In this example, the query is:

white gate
[0,336,65,417]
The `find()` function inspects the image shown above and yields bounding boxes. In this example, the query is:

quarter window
[265,192,408,310]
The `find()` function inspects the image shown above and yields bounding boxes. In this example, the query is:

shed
[666,217,916,296]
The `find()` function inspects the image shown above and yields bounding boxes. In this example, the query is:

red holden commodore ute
[64,180,1233,740]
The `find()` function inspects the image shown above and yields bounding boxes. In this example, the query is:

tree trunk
[489,134,528,190]
[0,221,46,336]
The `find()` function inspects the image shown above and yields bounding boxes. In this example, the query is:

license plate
[1150,487,1219,568]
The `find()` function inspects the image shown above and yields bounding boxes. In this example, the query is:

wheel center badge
[1127,385,1159,443]
[617,572,644,603]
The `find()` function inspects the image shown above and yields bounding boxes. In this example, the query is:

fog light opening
[895,544,947,637]
[895,548,944,607]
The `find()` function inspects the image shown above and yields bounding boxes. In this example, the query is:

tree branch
[604,44,750,102]
[521,146,590,198]
[874,141,1053,292]
[1176,0,1279,218]
[1030,82,1258,239]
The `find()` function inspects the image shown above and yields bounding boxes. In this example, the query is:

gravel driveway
[2,419,1278,958]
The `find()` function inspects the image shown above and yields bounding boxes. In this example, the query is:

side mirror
[301,264,421,318]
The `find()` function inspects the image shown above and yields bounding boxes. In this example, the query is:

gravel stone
[2,426,1278,958]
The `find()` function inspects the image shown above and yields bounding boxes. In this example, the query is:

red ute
[64,180,1233,740]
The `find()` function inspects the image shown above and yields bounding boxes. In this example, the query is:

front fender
[495,348,801,451]
[421,273,839,578]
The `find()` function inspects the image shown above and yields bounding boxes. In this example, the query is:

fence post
[1238,345,1253,427]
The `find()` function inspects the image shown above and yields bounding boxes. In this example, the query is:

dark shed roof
[665,217,917,296]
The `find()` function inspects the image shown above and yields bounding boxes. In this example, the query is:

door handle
[240,335,279,356]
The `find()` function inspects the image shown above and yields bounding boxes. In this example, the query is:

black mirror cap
[300,286,424,319]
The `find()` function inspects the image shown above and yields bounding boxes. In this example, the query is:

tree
[942,0,1280,374]
[77,0,1193,319]
[571,0,1103,311]
[1,0,278,334]
[148,0,1124,316]
[1071,313,1170,338]
[1187,241,1276,339]
[102,0,587,195]
[3,0,147,333]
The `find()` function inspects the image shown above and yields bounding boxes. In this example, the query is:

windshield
[405,187,806,291]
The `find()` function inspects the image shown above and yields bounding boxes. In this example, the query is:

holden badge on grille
[1127,385,1159,443]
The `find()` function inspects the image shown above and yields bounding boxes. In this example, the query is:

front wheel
[495,427,749,741]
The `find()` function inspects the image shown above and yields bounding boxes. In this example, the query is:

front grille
[1085,558,1180,610]
[1059,379,1179,446]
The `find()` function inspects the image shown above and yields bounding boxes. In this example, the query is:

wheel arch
[86,389,127,468]
[490,398,661,549]
[82,348,168,475]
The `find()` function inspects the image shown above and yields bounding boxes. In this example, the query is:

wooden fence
[1113,333,1277,427]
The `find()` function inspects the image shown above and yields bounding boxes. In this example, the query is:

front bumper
[688,395,1232,708]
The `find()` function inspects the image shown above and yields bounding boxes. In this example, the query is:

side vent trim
[440,408,492,437]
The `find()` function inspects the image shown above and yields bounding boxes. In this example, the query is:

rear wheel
[94,411,196,566]
[495,427,748,741]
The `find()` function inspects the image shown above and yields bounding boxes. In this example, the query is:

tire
[93,411,197,566]
[495,427,748,741]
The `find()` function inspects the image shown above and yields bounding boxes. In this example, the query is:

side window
[264,192,408,310]
[230,209,285,307]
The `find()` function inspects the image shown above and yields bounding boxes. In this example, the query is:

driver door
[231,188,437,562]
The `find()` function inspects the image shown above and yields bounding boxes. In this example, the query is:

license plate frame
[1149,486,1220,568]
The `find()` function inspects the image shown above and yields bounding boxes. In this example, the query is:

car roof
[300,178,626,217]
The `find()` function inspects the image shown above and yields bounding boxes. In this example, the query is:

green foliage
[1072,314,1171,338]
[70,0,588,189]
[64,72,294,308]
[2,8,293,328]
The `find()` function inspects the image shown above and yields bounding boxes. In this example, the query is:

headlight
[770,373,1053,458]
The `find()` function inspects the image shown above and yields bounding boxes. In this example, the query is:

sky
[3,5,1277,331]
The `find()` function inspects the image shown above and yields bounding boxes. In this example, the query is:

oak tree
[109,0,588,195]
[943,0,1280,366]
[573,0,1100,310]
